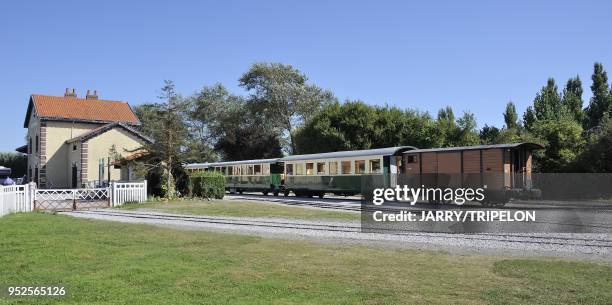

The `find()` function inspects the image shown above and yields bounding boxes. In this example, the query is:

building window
[316,162,325,175]
[35,135,39,153]
[286,164,294,175]
[73,144,77,151]
[370,159,381,174]
[28,137,32,154]
[341,161,351,174]
[329,162,338,175]
[306,163,314,175]
[355,160,366,174]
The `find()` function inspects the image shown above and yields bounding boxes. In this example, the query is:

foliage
[562,76,585,124]
[572,115,612,172]
[293,101,441,154]
[189,171,225,199]
[530,117,584,172]
[135,80,189,198]
[435,107,480,147]
[585,62,612,130]
[0,152,27,178]
[239,62,337,153]
[503,101,519,130]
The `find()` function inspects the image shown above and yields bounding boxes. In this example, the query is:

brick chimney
[86,90,98,100]
[64,88,77,98]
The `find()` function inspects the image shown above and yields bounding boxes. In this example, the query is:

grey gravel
[62,209,612,261]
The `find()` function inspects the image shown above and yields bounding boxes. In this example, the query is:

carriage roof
[279,146,416,162]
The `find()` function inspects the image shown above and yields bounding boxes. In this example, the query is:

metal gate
[35,188,110,211]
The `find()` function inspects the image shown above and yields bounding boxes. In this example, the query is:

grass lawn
[1,213,611,305]
[119,199,359,221]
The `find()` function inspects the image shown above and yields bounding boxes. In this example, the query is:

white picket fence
[0,181,147,217]
[111,181,148,207]
[0,183,35,217]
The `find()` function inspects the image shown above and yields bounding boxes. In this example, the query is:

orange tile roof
[25,94,140,127]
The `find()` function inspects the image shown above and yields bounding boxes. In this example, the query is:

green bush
[189,172,226,199]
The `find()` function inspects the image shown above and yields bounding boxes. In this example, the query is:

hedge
[189,172,226,199]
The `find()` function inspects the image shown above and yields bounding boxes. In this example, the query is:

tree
[533,78,562,121]
[0,152,27,178]
[503,101,519,130]
[239,63,337,153]
[137,80,189,198]
[479,125,500,144]
[585,63,611,130]
[531,117,584,172]
[561,76,585,124]
[213,101,283,160]
[435,107,479,147]
[573,114,612,172]
[523,106,537,132]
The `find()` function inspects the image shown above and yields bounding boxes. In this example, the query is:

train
[184,142,543,205]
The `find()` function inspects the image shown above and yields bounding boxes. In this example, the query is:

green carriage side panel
[285,174,384,194]
[226,175,271,191]
[383,156,391,188]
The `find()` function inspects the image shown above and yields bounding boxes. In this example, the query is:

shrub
[189,172,225,199]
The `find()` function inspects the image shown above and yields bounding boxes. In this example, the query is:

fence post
[143,180,148,202]
[109,182,114,207]
[72,190,77,210]
[31,182,37,211]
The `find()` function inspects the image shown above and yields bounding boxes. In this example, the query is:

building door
[72,165,78,188]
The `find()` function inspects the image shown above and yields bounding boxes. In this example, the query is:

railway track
[228,194,612,232]
[66,209,612,250]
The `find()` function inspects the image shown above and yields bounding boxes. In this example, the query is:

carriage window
[296,163,305,175]
[341,161,351,174]
[406,155,417,163]
[254,164,262,175]
[306,163,314,175]
[248,165,254,175]
[329,162,338,175]
[263,164,270,175]
[370,159,381,173]
[286,164,294,175]
[316,162,325,175]
[228,166,233,175]
[221,167,227,175]
[355,160,366,174]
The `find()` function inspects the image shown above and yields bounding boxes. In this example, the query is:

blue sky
[1,0,611,151]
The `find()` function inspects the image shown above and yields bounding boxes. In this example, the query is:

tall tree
[585,63,611,130]
[523,106,537,132]
[137,81,189,198]
[533,78,562,121]
[561,76,585,124]
[239,63,337,153]
[503,101,519,130]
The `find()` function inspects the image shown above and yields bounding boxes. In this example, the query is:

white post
[143,180,147,202]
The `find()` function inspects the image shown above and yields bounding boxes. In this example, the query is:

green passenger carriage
[184,158,284,196]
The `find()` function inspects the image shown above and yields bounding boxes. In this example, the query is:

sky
[1,0,611,152]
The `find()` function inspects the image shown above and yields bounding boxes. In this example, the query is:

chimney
[86,90,98,100]
[64,88,77,98]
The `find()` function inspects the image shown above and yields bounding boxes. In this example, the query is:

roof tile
[30,94,139,125]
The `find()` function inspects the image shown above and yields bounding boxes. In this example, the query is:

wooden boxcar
[401,142,543,204]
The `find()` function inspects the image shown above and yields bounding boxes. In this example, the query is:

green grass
[119,199,359,221]
[0,213,611,305]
